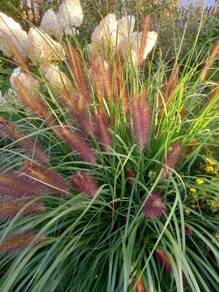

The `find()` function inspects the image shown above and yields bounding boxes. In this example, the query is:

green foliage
[0,0,23,21]
[0,37,218,291]
[0,55,13,95]
[0,1,218,291]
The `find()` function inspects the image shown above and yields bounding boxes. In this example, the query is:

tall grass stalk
[0,2,218,291]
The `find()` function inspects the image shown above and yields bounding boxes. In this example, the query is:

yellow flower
[208,199,219,209]
[168,146,173,152]
[206,165,215,174]
[196,178,204,185]
[190,188,197,193]
[205,158,216,166]
[184,208,191,216]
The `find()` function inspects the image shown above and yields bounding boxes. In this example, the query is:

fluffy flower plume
[0,232,47,253]
[91,14,135,49]
[42,64,71,93]
[23,161,70,196]
[57,0,83,35]
[10,67,39,96]
[0,12,28,58]
[0,171,45,197]
[0,118,50,165]
[161,142,183,179]
[121,30,157,66]
[27,28,64,64]
[0,200,45,218]
[71,171,99,198]
[155,249,172,273]
[143,193,165,219]
[91,13,118,46]
[40,8,62,39]
[90,13,157,65]
[128,97,152,151]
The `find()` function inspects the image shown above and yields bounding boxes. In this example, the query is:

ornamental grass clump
[0,1,219,291]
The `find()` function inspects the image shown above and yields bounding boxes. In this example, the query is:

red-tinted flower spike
[58,126,97,163]
[0,232,47,253]
[66,44,91,102]
[14,78,56,125]
[0,200,45,218]
[0,171,44,197]
[23,160,70,196]
[0,118,50,165]
[93,107,112,152]
[89,54,112,103]
[126,168,137,184]
[180,225,192,236]
[71,171,99,198]
[165,64,179,101]
[200,40,219,81]
[179,108,187,119]
[70,96,93,135]
[136,276,146,292]
[114,54,129,111]
[155,249,172,273]
[209,80,219,101]
[128,97,152,152]
[143,193,165,219]
[161,142,183,179]
[187,139,198,154]
[5,37,31,74]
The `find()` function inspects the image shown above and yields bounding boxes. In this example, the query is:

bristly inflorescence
[0,1,218,290]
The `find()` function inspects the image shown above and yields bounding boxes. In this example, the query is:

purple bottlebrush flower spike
[164,64,179,102]
[93,106,112,152]
[0,232,47,253]
[0,118,50,165]
[71,171,99,198]
[126,168,137,184]
[57,126,97,163]
[14,78,56,125]
[136,276,146,292]
[59,91,93,136]
[66,44,91,103]
[0,200,45,218]
[200,40,219,81]
[89,54,112,103]
[0,171,45,197]
[70,95,94,136]
[143,193,165,219]
[23,160,70,196]
[180,225,192,237]
[128,96,152,152]
[115,55,129,112]
[155,249,172,273]
[161,142,183,179]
